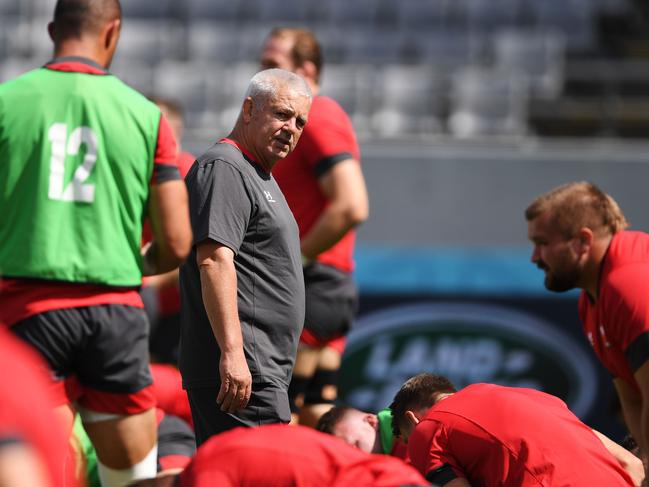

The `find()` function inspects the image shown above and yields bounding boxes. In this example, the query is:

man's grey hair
[244,68,312,109]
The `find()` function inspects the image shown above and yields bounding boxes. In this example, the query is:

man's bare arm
[197,241,251,413]
[300,159,368,260]
[614,377,643,452]
[143,180,192,276]
[592,428,644,486]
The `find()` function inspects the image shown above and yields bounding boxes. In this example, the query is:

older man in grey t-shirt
[179,69,312,445]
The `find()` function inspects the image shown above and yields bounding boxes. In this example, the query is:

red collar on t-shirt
[44,56,108,75]
[220,137,269,174]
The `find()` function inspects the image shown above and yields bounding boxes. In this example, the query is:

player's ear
[47,21,56,42]
[365,414,378,429]
[296,61,317,83]
[104,18,121,51]
[242,98,254,123]
[574,227,594,256]
[404,410,420,429]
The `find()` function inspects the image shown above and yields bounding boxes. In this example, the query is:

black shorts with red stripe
[303,263,358,341]
[157,412,195,472]
[11,305,155,414]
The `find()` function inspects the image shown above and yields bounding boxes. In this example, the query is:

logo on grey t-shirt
[264,190,277,203]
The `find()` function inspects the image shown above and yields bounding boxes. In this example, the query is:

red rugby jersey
[273,96,360,273]
[408,384,632,486]
[579,231,649,393]
[180,424,427,487]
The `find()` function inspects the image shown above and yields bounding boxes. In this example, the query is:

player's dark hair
[269,27,323,83]
[316,406,353,434]
[53,0,121,41]
[525,181,628,239]
[389,373,456,438]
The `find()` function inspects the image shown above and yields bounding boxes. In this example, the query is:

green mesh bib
[0,67,160,286]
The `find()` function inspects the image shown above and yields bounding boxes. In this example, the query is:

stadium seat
[187,22,243,63]
[344,28,402,65]
[256,0,309,23]
[186,0,239,21]
[110,61,154,95]
[465,0,522,34]
[493,29,566,99]
[524,0,596,50]
[26,17,53,60]
[320,64,373,135]
[397,0,448,29]
[371,65,445,137]
[153,61,211,128]
[214,62,258,133]
[0,0,20,16]
[414,29,483,69]
[323,0,379,26]
[121,0,173,19]
[235,23,272,64]
[448,67,529,138]
[0,57,41,82]
[112,20,172,66]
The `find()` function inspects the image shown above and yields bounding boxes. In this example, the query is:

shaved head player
[0,1,192,484]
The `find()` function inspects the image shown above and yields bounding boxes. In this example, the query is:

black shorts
[303,263,358,341]
[157,413,196,472]
[186,383,291,446]
[11,305,154,413]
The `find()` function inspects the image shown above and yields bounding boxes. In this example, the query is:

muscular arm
[300,159,368,260]
[614,378,644,451]
[143,180,192,275]
[196,241,251,413]
[592,428,645,486]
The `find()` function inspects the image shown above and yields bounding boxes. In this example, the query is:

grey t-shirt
[179,141,305,389]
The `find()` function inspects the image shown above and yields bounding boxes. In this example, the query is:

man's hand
[217,349,252,413]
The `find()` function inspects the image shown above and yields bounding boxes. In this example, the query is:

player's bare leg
[83,408,157,485]
[289,345,320,424]
[298,346,341,428]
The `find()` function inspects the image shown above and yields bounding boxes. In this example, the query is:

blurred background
[3,0,649,439]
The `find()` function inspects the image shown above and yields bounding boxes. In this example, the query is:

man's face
[528,212,583,292]
[332,412,379,453]
[246,84,310,168]
[260,36,295,72]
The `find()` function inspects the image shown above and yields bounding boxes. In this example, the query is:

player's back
[0,65,162,287]
[426,384,633,486]
[180,424,427,487]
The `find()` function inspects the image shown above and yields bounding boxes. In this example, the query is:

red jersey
[579,231,649,393]
[180,424,427,487]
[273,96,360,273]
[408,384,632,487]
[0,59,179,328]
[0,328,69,487]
